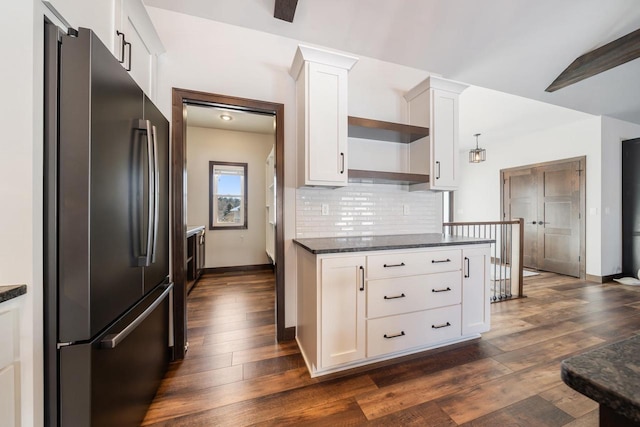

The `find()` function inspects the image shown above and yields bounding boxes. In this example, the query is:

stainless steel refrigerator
[44,22,172,426]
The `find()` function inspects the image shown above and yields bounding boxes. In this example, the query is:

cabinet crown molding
[289,44,359,79]
[404,75,469,101]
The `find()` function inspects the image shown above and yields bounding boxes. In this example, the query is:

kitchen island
[294,233,493,377]
[562,335,640,426]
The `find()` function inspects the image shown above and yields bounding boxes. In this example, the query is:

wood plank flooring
[143,270,640,426]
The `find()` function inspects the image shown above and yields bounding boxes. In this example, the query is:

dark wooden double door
[502,158,585,277]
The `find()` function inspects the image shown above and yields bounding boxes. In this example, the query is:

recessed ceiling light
[219,114,233,121]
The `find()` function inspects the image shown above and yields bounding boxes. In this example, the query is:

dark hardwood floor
[143,269,640,426]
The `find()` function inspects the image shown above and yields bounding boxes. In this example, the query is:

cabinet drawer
[367,276,429,318]
[424,271,462,310]
[367,272,462,318]
[0,310,16,369]
[367,249,461,279]
[425,305,462,345]
[367,311,429,358]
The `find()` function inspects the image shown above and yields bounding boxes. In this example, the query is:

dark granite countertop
[0,284,27,304]
[186,225,205,238]
[561,334,640,422]
[293,233,494,254]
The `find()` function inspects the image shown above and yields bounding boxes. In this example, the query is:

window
[209,161,248,230]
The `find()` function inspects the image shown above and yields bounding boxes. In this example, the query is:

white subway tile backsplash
[296,183,443,238]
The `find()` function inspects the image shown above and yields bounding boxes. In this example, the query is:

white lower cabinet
[297,244,491,377]
[320,256,366,368]
[462,247,491,334]
[0,306,20,427]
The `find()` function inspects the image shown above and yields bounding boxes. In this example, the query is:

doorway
[171,89,287,360]
[501,157,585,278]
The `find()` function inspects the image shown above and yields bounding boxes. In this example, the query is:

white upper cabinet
[114,0,165,101]
[405,76,468,191]
[43,0,164,101]
[290,45,358,187]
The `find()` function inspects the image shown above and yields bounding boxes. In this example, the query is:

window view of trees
[209,161,248,230]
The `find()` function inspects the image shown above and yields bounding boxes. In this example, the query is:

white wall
[455,116,603,275]
[601,116,640,276]
[0,1,44,425]
[186,126,273,268]
[146,7,439,327]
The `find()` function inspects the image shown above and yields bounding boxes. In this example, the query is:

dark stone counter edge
[293,239,494,254]
[0,284,27,304]
[561,360,640,423]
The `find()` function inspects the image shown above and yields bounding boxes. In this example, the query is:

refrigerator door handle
[151,124,160,264]
[136,119,154,267]
[100,283,173,349]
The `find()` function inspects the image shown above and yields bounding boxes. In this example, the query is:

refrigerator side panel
[143,96,170,293]
[58,28,93,342]
[43,20,61,426]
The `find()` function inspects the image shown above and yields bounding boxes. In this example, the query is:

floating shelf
[348,116,429,144]
[348,169,429,185]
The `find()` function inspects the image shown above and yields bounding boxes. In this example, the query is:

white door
[431,88,459,190]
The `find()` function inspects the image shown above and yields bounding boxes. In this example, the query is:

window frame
[209,161,248,230]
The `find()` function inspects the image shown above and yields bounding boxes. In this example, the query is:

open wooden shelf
[348,169,429,185]
[348,116,429,143]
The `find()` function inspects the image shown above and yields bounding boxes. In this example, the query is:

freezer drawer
[59,283,172,427]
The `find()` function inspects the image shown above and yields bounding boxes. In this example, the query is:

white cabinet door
[430,88,459,190]
[0,365,17,427]
[462,246,491,334]
[114,0,164,100]
[320,256,366,368]
[305,62,348,186]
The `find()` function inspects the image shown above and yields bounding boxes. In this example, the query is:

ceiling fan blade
[546,27,640,92]
[274,0,298,23]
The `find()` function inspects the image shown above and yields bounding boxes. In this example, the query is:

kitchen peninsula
[294,233,493,377]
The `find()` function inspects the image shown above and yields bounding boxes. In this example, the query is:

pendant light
[469,133,486,163]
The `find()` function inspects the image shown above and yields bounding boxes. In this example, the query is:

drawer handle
[432,287,452,293]
[359,266,365,291]
[431,259,451,264]
[432,322,451,329]
[383,331,406,339]
[383,262,405,268]
[383,293,406,300]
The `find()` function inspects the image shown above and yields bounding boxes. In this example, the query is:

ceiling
[186,105,276,134]
[146,0,640,140]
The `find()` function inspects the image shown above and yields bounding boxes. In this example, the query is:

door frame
[500,156,586,279]
[171,88,287,359]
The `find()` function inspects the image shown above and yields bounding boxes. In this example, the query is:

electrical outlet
[321,204,329,216]
[403,204,410,215]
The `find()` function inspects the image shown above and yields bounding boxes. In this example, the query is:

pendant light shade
[469,133,486,163]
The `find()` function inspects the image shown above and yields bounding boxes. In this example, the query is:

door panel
[538,161,580,276]
[503,159,583,277]
[58,29,144,342]
[504,170,537,268]
[623,138,640,276]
